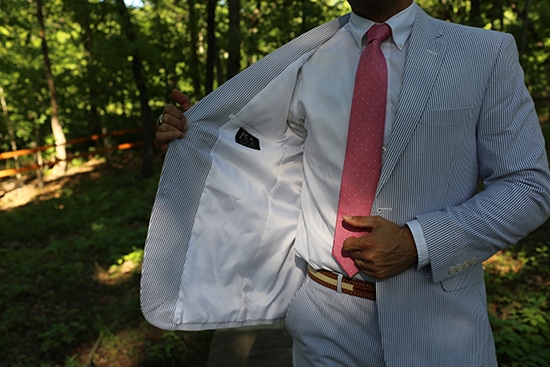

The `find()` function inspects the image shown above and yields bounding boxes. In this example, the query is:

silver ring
[157,113,164,127]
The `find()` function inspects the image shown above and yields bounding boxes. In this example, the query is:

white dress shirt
[288,2,428,280]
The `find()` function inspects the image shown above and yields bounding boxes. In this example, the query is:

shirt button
[382,146,387,153]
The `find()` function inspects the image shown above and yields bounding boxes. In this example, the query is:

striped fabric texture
[141,5,550,367]
[141,14,350,330]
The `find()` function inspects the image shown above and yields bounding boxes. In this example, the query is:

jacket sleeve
[416,33,550,284]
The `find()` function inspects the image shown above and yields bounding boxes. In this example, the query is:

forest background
[0,0,549,366]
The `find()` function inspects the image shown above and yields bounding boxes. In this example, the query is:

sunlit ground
[0,157,106,210]
[1,153,548,366]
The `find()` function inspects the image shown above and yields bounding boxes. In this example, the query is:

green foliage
[1,154,549,365]
[139,330,214,367]
[0,0,549,365]
[485,228,550,367]
[417,0,550,120]
[39,320,90,353]
[0,156,212,366]
[63,357,87,367]
[0,0,548,162]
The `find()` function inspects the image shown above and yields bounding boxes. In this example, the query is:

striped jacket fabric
[141,6,550,367]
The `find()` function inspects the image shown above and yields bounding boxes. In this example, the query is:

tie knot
[366,23,392,44]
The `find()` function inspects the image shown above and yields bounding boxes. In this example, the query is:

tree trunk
[205,0,217,93]
[79,1,103,145]
[187,0,203,97]
[0,85,24,186]
[115,0,154,178]
[36,0,67,174]
[33,129,44,188]
[469,0,482,27]
[520,0,531,55]
[70,0,110,160]
[226,0,241,79]
[301,0,308,35]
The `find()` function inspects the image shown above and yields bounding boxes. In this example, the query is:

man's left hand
[342,216,418,279]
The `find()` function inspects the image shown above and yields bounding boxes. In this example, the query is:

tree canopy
[0,0,548,177]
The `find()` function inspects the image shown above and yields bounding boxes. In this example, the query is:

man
[142,1,550,366]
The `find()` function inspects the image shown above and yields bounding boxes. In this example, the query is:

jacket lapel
[377,9,447,194]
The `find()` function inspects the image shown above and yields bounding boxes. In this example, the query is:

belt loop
[337,273,343,293]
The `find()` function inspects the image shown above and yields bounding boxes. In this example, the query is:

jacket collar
[377,7,448,194]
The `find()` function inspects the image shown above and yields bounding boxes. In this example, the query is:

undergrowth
[0,151,549,366]
[0,155,212,367]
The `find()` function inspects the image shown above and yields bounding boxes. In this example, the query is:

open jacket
[142,7,550,367]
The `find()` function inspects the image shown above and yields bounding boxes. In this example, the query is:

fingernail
[343,215,353,221]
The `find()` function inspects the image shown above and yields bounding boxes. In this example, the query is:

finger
[157,120,187,135]
[172,89,193,110]
[155,130,185,150]
[341,236,363,253]
[342,215,384,229]
[159,113,186,134]
[163,104,185,121]
[353,258,366,270]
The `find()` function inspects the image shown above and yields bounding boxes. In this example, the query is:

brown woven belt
[307,266,376,301]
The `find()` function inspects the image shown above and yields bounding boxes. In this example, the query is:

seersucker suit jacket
[141,6,550,367]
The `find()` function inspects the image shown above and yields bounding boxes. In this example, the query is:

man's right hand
[155,89,194,154]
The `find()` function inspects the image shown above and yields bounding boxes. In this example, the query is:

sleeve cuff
[406,219,430,269]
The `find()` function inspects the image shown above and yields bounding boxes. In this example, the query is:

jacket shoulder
[434,17,512,47]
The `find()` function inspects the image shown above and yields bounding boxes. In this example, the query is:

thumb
[342,215,375,229]
[172,89,193,111]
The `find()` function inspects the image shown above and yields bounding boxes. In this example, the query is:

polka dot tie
[332,24,392,277]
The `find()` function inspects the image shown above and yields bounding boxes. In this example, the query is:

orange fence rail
[0,128,142,179]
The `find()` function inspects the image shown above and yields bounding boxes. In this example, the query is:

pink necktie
[332,24,392,277]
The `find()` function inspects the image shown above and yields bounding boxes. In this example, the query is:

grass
[0,148,549,366]
[0,154,212,367]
